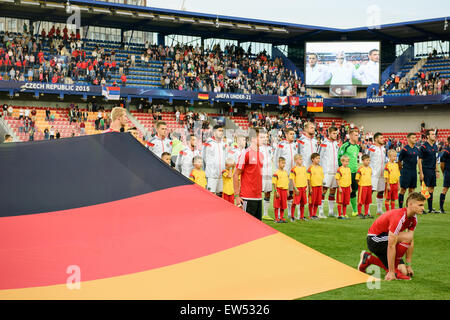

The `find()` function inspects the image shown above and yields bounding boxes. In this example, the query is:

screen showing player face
[305,41,380,86]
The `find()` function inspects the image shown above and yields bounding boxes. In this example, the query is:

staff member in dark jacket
[439,136,450,213]
[418,130,440,214]
[398,133,419,208]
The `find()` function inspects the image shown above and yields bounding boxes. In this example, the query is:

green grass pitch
[262,176,450,300]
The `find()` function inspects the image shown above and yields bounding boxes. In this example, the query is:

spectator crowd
[161,43,305,96]
[380,51,450,96]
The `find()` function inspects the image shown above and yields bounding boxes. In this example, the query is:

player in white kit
[175,134,201,177]
[317,126,340,218]
[297,122,318,171]
[355,49,380,84]
[258,130,274,220]
[274,128,298,212]
[305,53,331,85]
[368,132,387,215]
[328,51,359,85]
[202,125,228,196]
[227,132,247,164]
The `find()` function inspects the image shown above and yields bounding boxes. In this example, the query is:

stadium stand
[162,44,304,95]
[0,30,303,95]
[230,116,250,130]
[382,56,450,96]
[0,8,448,150]
[130,110,185,133]
[2,105,140,141]
[0,30,166,88]
[383,129,450,142]
[4,101,449,152]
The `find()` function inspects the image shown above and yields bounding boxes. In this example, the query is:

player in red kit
[234,128,265,220]
[358,192,426,280]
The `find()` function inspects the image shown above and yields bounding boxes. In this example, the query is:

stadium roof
[1,0,449,45]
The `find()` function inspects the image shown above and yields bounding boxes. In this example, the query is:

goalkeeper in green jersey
[338,128,361,216]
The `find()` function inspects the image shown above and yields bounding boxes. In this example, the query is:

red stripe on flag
[0,185,276,290]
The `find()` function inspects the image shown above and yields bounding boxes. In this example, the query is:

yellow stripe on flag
[307,106,323,112]
[0,233,371,300]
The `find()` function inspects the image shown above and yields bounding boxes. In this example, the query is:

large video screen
[305,42,380,86]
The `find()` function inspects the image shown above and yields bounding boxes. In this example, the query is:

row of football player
[146,120,449,217]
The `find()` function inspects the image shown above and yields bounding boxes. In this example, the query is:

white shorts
[207,177,223,193]
[372,176,386,192]
[323,173,338,189]
[262,178,272,193]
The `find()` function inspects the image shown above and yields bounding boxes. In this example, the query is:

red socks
[291,204,305,219]
[358,204,370,215]
[386,200,396,210]
[338,204,347,216]
[368,254,387,271]
[310,205,317,217]
[274,208,285,220]
[395,242,410,268]
[365,242,410,273]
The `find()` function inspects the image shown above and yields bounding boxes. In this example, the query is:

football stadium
[0,0,449,304]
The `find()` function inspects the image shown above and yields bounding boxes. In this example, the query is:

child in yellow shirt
[272,157,289,223]
[289,154,308,221]
[222,158,235,204]
[307,153,324,220]
[189,156,207,189]
[355,154,373,218]
[335,155,352,219]
[384,149,401,211]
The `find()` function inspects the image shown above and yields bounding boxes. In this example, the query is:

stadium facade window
[414,40,449,57]
[166,35,202,48]
[395,44,411,57]
[240,42,272,57]
[126,0,143,5]
[2,18,31,34]
[7,18,17,32]
[274,45,289,57]
[124,30,156,45]
[96,0,147,6]
[203,38,238,51]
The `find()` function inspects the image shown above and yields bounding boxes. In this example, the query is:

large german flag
[0,133,370,299]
